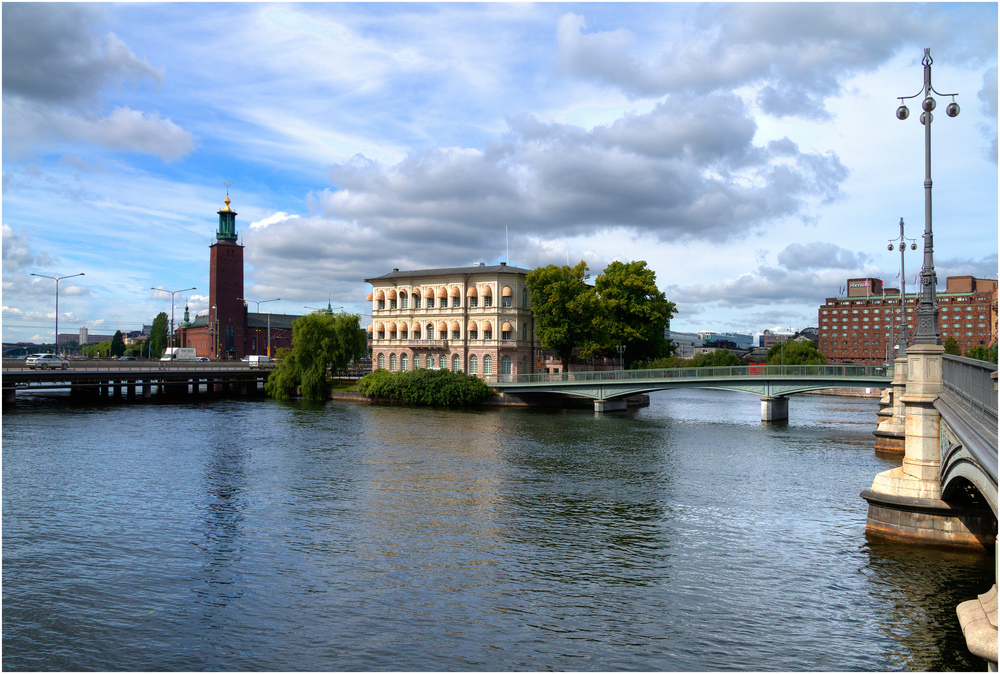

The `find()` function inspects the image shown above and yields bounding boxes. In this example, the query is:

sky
[2,2,997,346]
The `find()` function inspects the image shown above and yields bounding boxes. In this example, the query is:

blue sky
[3,2,997,345]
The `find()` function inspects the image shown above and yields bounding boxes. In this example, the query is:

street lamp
[151,286,196,351]
[30,272,84,355]
[895,48,960,345]
[887,217,918,357]
[615,344,626,370]
[239,297,280,355]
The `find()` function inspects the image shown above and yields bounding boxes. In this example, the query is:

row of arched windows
[374,353,527,375]
[369,285,529,310]
[370,320,525,341]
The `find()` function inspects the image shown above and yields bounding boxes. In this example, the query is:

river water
[2,389,994,671]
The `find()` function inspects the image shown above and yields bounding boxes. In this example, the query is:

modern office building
[817,275,997,365]
[365,263,539,376]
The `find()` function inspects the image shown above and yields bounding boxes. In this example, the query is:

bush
[358,369,493,407]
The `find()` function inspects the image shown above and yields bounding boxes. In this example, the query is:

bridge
[485,363,893,417]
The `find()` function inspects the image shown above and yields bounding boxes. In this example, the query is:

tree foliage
[265,311,368,402]
[82,341,112,358]
[526,261,603,370]
[943,336,961,356]
[766,339,827,365]
[110,330,126,358]
[964,344,998,364]
[357,368,493,407]
[593,260,676,367]
[148,312,169,358]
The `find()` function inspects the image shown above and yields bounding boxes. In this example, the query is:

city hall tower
[209,192,246,358]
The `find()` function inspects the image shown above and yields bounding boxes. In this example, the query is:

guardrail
[1,358,263,372]
[482,363,893,386]
[942,355,998,434]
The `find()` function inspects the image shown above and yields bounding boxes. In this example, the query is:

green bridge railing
[483,363,893,386]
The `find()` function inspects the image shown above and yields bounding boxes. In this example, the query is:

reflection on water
[2,390,994,671]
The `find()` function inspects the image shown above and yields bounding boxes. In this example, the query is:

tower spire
[217,182,238,242]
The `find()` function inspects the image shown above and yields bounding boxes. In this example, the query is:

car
[26,353,70,370]
[195,357,211,362]
[118,356,137,361]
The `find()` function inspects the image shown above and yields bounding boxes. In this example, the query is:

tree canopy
[265,311,368,402]
[943,336,961,356]
[148,312,168,358]
[682,349,742,368]
[110,330,126,358]
[526,262,603,370]
[593,260,676,367]
[766,339,826,365]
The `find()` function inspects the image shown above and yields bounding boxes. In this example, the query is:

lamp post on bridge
[616,344,626,370]
[239,297,280,355]
[151,286,196,351]
[30,272,85,356]
[887,217,918,358]
[894,48,960,345]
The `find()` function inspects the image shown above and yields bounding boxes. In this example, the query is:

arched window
[501,356,512,377]
[441,355,449,371]
[469,355,478,374]
[452,354,461,372]
[390,353,397,371]
[521,356,528,374]
[501,286,513,308]
[401,353,408,371]
[522,288,528,308]
[400,291,408,310]
[414,354,422,369]
[483,355,493,375]
[426,324,434,339]
[377,353,385,370]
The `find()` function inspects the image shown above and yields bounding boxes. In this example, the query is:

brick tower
[209,191,246,359]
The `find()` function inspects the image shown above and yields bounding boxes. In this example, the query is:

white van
[160,347,197,361]
[246,355,276,368]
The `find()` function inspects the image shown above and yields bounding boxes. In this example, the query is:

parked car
[26,353,69,370]
[195,357,211,362]
[118,356,137,361]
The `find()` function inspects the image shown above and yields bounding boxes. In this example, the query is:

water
[3,390,994,671]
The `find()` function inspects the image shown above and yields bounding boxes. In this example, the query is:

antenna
[506,225,509,265]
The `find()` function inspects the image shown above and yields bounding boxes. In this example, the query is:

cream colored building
[365,263,538,378]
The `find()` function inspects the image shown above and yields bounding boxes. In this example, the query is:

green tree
[682,349,742,367]
[357,369,492,407]
[526,261,603,371]
[593,260,677,367]
[110,330,126,358]
[265,311,368,402]
[964,344,998,364]
[766,339,827,365]
[943,336,961,355]
[148,312,169,358]
[83,341,112,358]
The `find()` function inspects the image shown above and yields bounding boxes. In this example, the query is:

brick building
[818,275,997,365]
[365,263,540,377]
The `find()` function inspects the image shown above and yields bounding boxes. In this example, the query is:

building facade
[177,193,300,359]
[818,276,998,365]
[365,263,539,377]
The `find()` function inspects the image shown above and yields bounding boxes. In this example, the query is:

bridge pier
[594,398,627,413]
[760,396,788,422]
[862,344,993,549]
[874,357,907,453]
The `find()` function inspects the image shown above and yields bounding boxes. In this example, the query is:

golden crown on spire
[221,181,233,212]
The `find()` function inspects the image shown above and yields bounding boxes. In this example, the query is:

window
[426,324,434,339]
[501,356,512,376]
[484,329,492,340]
[378,300,385,310]
[522,288,529,308]
[522,324,528,341]
[483,355,493,374]
[452,297,460,308]
[401,295,408,309]
[469,297,478,308]
[389,331,396,340]
[377,353,385,369]
[441,355,449,371]
[414,354,422,369]
[452,330,460,340]
[390,299,397,310]
[401,354,408,371]
[502,329,511,340]
[378,330,385,340]
[427,298,435,308]
[452,354,461,372]
[501,296,512,308]
[484,296,493,308]
[390,354,397,371]
[469,355,478,374]
[470,330,478,340]
[414,296,421,309]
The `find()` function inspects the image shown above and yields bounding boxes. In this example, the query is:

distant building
[759,329,794,350]
[177,193,301,359]
[666,329,702,359]
[365,263,539,375]
[818,275,997,365]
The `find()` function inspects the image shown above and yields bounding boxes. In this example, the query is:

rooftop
[366,263,530,283]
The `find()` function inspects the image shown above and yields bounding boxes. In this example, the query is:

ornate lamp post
[895,48,960,345]
[887,217,918,356]
[151,286,196,351]
[615,344,626,370]
[30,272,84,355]
[239,297,280,355]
